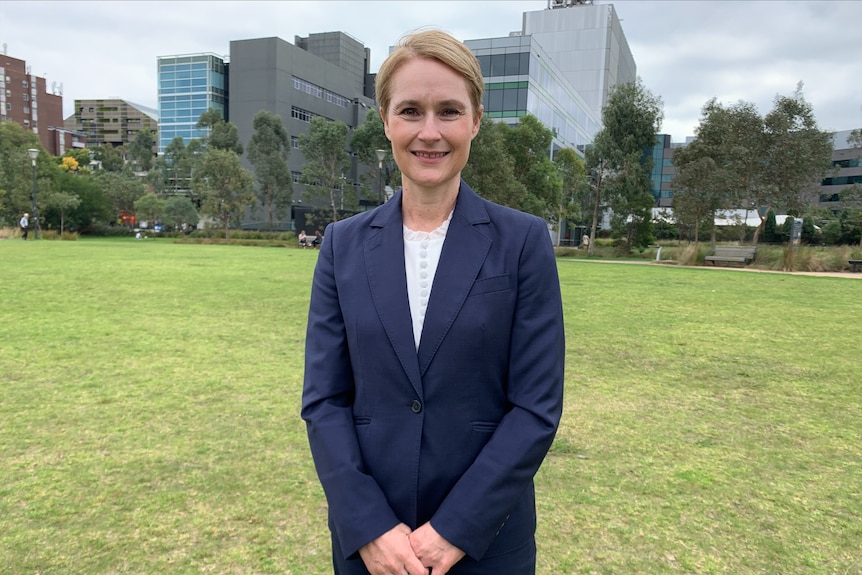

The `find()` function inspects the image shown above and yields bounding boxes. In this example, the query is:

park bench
[849,259,862,273]
[704,245,757,267]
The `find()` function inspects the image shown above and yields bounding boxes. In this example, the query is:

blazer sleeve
[300,223,401,558]
[430,215,565,560]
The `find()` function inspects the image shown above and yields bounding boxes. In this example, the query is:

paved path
[561,258,862,279]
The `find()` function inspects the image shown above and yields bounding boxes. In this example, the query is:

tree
[587,79,663,251]
[59,156,79,172]
[299,116,351,222]
[0,121,45,224]
[671,99,764,245]
[502,115,561,222]
[197,108,243,155]
[162,196,199,231]
[45,191,81,234]
[134,193,164,228]
[670,155,719,243]
[92,144,126,172]
[149,136,203,199]
[94,170,147,226]
[351,109,400,202]
[247,110,293,231]
[63,149,94,172]
[127,130,156,172]
[754,84,833,243]
[463,116,527,209]
[553,147,590,245]
[195,148,255,239]
[54,169,111,231]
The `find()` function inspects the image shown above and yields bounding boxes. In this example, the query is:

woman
[302,29,565,575]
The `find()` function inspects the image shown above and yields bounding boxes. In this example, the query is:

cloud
[2,0,859,142]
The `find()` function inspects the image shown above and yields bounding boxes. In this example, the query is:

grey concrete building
[228,32,375,229]
[809,129,862,210]
[522,0,637,120]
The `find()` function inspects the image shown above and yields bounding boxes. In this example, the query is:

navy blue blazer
[301,181,565,569]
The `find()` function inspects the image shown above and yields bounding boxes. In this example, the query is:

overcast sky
[2,0,860,142]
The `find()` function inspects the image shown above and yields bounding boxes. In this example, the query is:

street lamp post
[375,149,386,206]
[27,148,40,239]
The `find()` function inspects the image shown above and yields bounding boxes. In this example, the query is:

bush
[0,226,21,239]
[82,222,133,237]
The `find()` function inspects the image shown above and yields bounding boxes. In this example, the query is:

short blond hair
[375,29,484,118]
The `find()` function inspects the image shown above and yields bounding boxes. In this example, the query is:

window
[291,106,314,123]
[291,135,300,149]
[22,79,29,88]
[23,106,29,114]
[22,93,29,102]
[5,102,10,110]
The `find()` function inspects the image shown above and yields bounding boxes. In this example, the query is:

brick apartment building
[1,53,84,155]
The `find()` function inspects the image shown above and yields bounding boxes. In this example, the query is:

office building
[228,32,375,227]
[522,0,637,120]
[810,129,862,210]
[647,134,679,208]
[465,34,601,157]
[156,53,228,154]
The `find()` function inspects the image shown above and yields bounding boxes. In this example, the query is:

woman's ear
[471,105,484,139]
[380,108,390,139]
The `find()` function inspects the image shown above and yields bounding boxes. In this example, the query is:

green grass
[1,238,860,574]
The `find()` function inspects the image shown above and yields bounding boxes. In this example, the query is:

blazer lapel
[364,193,424,396]
[417,183,491,376]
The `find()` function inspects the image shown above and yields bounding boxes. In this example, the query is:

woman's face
[381,57,482,194]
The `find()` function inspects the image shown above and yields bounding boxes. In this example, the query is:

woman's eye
[441,108,462,117]
[400,108,419,117]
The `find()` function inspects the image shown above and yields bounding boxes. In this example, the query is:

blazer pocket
[469,273,511,297]
[471,421,498,433]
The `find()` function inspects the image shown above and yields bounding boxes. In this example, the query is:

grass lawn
[1,238,860,574]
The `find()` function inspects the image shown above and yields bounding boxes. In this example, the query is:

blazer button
[410,400,422,414]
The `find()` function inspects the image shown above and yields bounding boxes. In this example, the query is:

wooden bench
[849,260,862,273]
[704,246,757,267]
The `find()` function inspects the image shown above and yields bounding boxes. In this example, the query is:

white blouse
[403,212,452,350]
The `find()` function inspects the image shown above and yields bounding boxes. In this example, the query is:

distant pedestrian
[20,213,29,240]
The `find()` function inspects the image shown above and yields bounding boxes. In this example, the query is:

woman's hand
[409,522,465,575]
[359,523,428,575]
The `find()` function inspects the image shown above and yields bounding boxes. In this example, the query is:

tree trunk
[588,162,603,256]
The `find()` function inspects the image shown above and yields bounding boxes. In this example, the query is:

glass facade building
[466,35,601,158]
[157,53,227,153]
[647,134,678,208]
